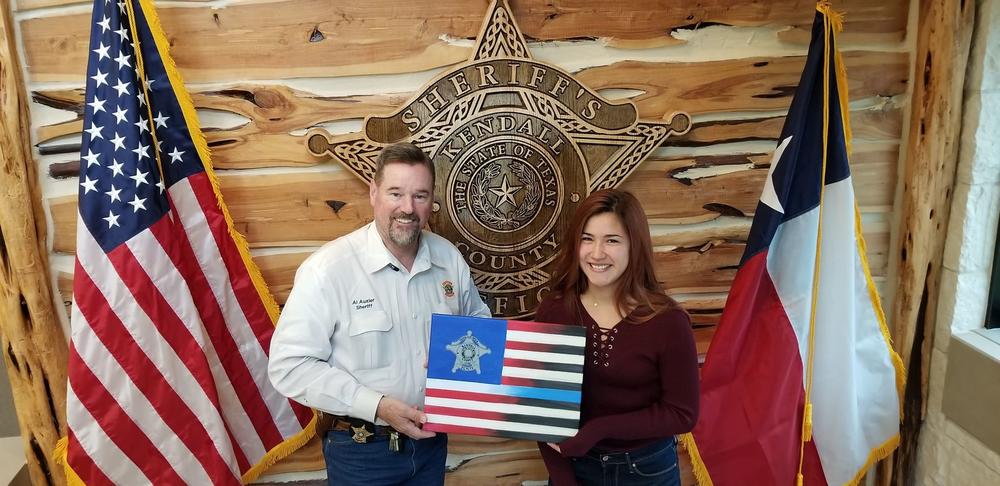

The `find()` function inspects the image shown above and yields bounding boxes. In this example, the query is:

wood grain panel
[576,51,908,118]
[54,228,888,313]
[20,0,908,82]
[36,80,902,171]
[47,142,896,254]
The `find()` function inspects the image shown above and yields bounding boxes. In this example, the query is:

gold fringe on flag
[50,0,319,482]
[681,4,905,485]
[133,0,318,481]
[679,433,715,486]
[53,436,85,486]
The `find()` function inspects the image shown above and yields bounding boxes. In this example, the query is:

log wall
[5,0,915,483]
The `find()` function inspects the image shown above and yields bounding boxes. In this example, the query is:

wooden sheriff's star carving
[308,0,690,318]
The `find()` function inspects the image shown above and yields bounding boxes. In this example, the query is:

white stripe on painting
[507,330,586,347]
[169,179,301,437]
[425,396,580,420]
[502,366,584,384]
[504,349,585,365]
[426,414,578,437]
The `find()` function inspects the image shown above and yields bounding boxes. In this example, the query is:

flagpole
[796,3,840,485]
[120,1,318,480]
[122,0,169,192]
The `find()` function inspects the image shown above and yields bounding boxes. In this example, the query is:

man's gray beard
[389,225,420,248]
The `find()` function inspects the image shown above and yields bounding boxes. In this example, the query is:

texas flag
[682,4,905,486]
[423,314,585,442]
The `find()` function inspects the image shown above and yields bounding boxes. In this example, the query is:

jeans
[322,430,448,486]
[570,438,680,486]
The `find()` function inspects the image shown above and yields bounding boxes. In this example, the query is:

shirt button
[601,455,609,462]
[411,313,417,319]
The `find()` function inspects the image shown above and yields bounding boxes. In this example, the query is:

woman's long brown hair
[548,189,678,323]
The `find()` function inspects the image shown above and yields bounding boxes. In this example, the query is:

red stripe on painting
[506,320,583,336]
[504,341,558,353]
[500,376,536,388]
[422,422,496,437]
[500,376,538,388]
[426,388,526,405]
[424,405,505,422]
[503,358,554,370]
[497,376,573,389]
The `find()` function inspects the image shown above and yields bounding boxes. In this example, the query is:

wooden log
[880,0,975,485]
[0,2,68,485]
[54,268,727,363]
[445,449,546,484]
[56,222,889,312]
[576,51,908,118]
[46,144,897,253]
[673,107,903,147]
[36,79,903,173]
[20,0,909,82]
[32,51,905,150]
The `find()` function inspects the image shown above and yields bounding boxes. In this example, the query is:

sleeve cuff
[350,386,384,423]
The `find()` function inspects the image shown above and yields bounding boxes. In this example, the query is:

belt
[320,412,397,444]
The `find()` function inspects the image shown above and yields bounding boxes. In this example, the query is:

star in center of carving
[488,174,523,210]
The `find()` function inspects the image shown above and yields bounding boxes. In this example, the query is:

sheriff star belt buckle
[350,424,373,444]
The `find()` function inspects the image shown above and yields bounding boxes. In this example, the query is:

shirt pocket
[347,310,394,369]
[432,298,460,317]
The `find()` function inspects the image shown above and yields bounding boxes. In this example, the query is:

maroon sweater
[535,295,699,485]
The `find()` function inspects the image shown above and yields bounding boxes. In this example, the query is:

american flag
[64,0,315,483]
[423,314,584,442]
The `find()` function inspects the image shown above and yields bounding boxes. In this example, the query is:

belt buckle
[350,423,374,444]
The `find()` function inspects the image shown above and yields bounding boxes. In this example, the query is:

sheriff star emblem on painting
[446,330,492,374]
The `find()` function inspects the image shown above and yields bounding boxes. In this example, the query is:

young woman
[535,189,699,486]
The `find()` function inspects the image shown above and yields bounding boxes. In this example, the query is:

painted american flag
[424,314,584,442]
[64,0,315,483]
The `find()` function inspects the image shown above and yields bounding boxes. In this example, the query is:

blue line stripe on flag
[426,378,581,403]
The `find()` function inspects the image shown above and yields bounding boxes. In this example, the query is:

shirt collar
[362,222,437,274]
